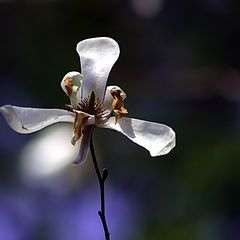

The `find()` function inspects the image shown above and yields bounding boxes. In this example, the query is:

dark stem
[90,135,110,240]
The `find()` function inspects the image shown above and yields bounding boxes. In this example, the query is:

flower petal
[61,71,83,107]
[0,105,74,134]
[76,37,120,100]
[98,117,175,156]
[103,85,127,116]
[71,110,95,146]
[74,125,94,165]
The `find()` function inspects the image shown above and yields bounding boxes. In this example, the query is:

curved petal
[0,105,74,134]
[60,71,83,107]
[98,117,175,156]
[103,85,127,115]
[74,125,94,165]
[76,37,120,100]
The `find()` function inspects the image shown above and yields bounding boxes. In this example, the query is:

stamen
[111,90,128,124]
[67,90,107,145]
[88,91,96,113]
[65,104,74,112]
[78,91,106,120]
[64,77,73,97]
[61,72,83,108]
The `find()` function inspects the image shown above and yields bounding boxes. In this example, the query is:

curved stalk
[90,135,110,240]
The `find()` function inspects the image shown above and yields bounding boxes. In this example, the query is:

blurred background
[1,0,240,239]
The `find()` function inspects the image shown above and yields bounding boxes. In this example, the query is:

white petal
[0,105,74,134]
[99,117,175,156]
[74,125,94,165]
[77,37,120,100]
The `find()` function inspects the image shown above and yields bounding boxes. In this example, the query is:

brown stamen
[64,77,73,96]
[111,91,128,123]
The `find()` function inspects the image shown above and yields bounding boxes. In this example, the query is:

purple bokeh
[53,185,137,240]
[0,190,40,240]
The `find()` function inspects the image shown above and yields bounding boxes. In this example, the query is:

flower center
[65,91,107,145]
[65,89,128,145]
[78,91,106,121]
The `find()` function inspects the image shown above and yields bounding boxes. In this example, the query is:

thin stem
[90,135,110,240]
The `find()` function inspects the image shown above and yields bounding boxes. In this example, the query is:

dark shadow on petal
[118,118,136,138]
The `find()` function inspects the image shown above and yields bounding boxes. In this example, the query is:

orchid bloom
[0,37,175,164]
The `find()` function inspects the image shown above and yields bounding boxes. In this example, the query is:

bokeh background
[1,0,240,239]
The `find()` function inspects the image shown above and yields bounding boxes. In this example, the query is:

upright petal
[74,125,94,165]
[0,105,74,134]
[77,37,120,100]
[98,117,175,156]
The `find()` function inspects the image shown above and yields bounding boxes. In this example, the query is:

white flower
[0,37,175,164]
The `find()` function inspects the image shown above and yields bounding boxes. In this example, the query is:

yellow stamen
[112,91,128,124]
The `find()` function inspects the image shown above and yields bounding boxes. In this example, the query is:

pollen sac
[110,87,128,124]
[61,71,83,107]
[71,110,95,145]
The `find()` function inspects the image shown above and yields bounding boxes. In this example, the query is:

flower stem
[90,135,110,240]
